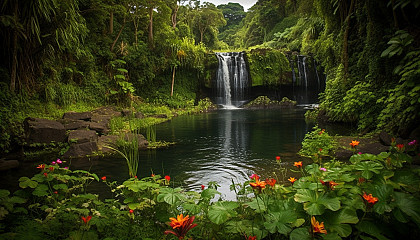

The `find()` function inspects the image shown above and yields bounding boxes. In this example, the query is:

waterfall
[288,54,325,104]
[215,52,249,108]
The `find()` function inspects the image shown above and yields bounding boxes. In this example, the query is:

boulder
[68,129,98,144]
[379,131,392,146]
[89,122,109,135]
[0,159,19,171]
[98,135,119,153]
[91,106,122,117]
[62,142,98,159]
[90,115,111,125]
[63,111,92,121]
[63,120,90,130]
[24,118,66,144]
[152,114,168,119]
[124,133,149,149]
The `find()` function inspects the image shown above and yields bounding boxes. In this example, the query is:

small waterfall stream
[215,52,249,108]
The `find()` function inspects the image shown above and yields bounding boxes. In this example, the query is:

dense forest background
[0,0,419,154]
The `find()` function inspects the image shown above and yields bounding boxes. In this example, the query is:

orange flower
[320,179,339,190]
[247,236,257,240]
[311,216,327,234]
[165,214,197,239]
[349,140,360,147]
[396,144,404,151]
[36,164,45,170]
[294,161,303,168]
[101,176,106,181]
[250,178,266,192]
[319,129,325,135]
[288,177,297,184]
[266,178,276,187]
[363,192,378,205]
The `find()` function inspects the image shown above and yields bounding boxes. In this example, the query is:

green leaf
[354,161,383,179]
[208,201,239,224]
[53,184,68,190]
[394,191,420,225]
[9,196,27,204]
[32,184,49,197]
[128,203,141,210]
[157,188,186,205]
[294,190,340,215]
[117,68,128,73]
[356,221,389,240]
[290,227,311,240]
[372,184,393,214]
[245,198,267,213]
[19,177,38,189]
[0,189,10,198]
[263,211,297,234]
[201,188,220,200]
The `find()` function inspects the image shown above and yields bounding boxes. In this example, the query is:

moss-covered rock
[243,96,296,109]
[246,48,292,87]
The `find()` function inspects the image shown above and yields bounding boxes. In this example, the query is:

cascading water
[215,52,249,108]
[288,55,325,104]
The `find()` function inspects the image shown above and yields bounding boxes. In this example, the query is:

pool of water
[82,108,313,199]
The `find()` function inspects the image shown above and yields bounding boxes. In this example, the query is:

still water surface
[90,108,312,199]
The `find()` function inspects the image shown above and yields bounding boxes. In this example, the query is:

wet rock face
[24,118,66,144]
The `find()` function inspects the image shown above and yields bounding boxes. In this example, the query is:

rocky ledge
[23,106,149,160]
[243,96,297,109]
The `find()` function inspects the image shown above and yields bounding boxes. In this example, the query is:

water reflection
[84,109,311,200]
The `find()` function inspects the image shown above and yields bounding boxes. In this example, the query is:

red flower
[54,191,58,194]
[36,164,45,170]
[320,179,338,190]
[165,175,171,181]
[81,215,92,224]
[275,156,281,161]
[129,209,134,214]
[201,185,205,190]
[134,176,138,179]
[164,214,197,240]
[43,172,48,177]
[151,174,155,177]
[249,174,260,180]
[247,236,257,240]
[294,161,303,168]
[363,192,379,205]
[49,166,54,172]
[266,178,276,187]
[101,176,106,181]
[396,144,404,151]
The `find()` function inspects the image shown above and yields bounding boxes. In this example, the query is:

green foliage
[247,49,292,86]
[299,126,335,162]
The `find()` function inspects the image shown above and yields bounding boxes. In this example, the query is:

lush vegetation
[1,128,420,239]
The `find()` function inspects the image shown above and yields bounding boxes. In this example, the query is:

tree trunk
[148,7,154,48]
[171,66,176,96]
[391,0,399,29]
[171,5,179,29]
[342,0,356,79]
[110,12,114,34]
[10,0,19,93]
[110,16,126,52]
[200,30,204,43]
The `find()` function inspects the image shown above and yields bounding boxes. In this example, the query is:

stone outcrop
[24,118,66,144]
[23,106,148,159]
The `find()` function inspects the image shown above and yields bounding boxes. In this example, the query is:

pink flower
[319,168,327,172]
[249,174,260,180]
[64,167,69,169]
[358,152,362,154]
[56,159,62,164]
[408,140,417,146]
[51,161,56,165]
